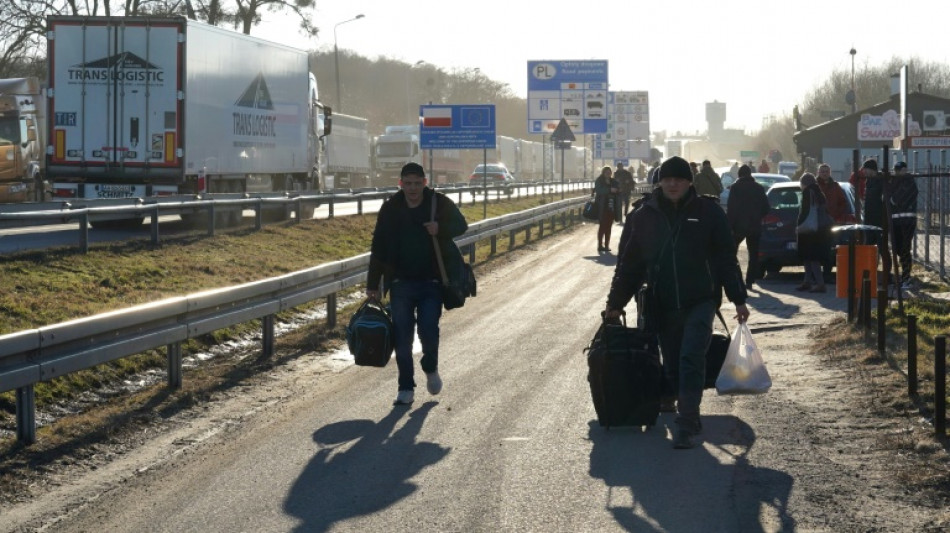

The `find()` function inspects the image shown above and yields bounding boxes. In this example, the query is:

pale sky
[254,0,949,134]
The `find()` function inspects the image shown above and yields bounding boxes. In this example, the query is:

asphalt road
[5,223,944,532]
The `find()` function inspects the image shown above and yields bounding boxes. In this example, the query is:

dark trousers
[390,280,443,391]
[891,218,916,281]
[734,231,761,283]
[657,299,715,434]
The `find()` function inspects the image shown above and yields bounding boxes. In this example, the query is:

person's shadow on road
[284,402,448,532]
[587,415,795,532]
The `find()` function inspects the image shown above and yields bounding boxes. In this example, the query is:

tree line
[3,4,949,158]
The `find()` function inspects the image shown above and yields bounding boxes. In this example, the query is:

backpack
[346,300,395,367]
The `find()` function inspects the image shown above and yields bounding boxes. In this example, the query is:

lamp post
[848,47,857,114]
[406,60,425,124]
[333,14,365,113]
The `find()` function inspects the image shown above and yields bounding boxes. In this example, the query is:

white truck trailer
[45,16,327,220]
[321,113,370,190]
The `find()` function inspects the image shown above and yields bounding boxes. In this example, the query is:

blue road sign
[526,60,608,135]
[420,104,496,150]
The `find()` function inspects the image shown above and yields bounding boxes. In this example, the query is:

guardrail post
[80,212,89,254]
[509,230,515,250]
[490,235,497,255]
[468,244,475,264]
[262,314,275,357]
[150,206,160,245]
[357,197,363,216]
[935,335,946,438]
[167,342,182,389]
[877,288,887,353]
[16,385,36,444]
[525,225,531,243]
[294,199,302,223]
[538,219,544,238]
[908,315,918,397]
[207,203,216,237]
[328,196,335,219]
[255,198,263,230]
[327,294,337,329]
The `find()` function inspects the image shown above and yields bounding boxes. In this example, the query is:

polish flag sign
[422,107,452,128]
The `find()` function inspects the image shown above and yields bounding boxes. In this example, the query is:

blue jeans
[390,280,443,391]
[657,299,715,433]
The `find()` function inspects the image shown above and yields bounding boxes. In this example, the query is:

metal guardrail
[0,196,588,443]
[0,181,593,253]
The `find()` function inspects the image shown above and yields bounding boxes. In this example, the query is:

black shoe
[597,245,604,252]
[672,429,695,449]
[746,281,754,291]
[605,247,612,252]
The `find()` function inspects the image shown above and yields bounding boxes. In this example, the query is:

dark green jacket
[607,188,747,313]
[367,188,468,293]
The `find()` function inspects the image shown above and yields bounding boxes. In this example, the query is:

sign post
[551,119,576,200]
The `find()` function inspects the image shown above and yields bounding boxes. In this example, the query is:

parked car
[720,172,791,210]
[469,163,515,183]
[757,181,857,276]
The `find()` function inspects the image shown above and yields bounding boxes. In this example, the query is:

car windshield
[376,142,412,157]
[0,117,19,145]
[755,176,790,188]
[473,165,506,174]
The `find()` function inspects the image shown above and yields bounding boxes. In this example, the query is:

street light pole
[849,47,857,115]
[333,14,365,113]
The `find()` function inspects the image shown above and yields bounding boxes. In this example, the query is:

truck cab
[0,78,46,203]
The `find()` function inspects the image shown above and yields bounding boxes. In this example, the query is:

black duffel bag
[705,310,731,389]
[346,300,395,367]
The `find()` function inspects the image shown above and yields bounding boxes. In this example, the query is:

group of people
[363,154,917,451]
[849,159,919,289]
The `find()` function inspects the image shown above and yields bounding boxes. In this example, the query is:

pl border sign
[420,104,496,150]
[527,60,608,136]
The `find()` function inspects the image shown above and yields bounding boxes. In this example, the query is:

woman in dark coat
[593,166,620,252]
[795,173,832,292]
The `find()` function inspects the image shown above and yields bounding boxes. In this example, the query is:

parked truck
[46,16,328,223]
[321,113,371,190]
[0,77,47,203]
[373,125,462,186]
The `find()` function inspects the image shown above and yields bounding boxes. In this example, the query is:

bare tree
[233,0,315,36]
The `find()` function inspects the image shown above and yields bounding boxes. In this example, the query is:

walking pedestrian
[795,173,833,293]
[727,164,770,290]
[758,159,771,173]
[693,160,724,198]
[886,161,918,288]
[605,156,749,449]
[594,166,620,252]
[615,162,635,219]
[816,163,852,223]
[366,162,469,406]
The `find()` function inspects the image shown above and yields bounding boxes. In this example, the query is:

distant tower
[706,101,726,140]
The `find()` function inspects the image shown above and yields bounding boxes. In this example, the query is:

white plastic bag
[715,323,772,395]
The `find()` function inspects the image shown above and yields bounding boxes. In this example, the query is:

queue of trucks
[0,15,592,218]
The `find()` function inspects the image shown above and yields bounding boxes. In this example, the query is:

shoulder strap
[430,195,449,284]
[715,309,730,336]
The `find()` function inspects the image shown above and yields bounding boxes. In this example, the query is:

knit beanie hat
[862,159,878,172]
[738,164,752,178]
[658,156,693,182]
[400,162,426,178]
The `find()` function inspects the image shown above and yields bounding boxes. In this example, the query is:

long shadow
[284,402,449,532]
[588,415,795,532]
[583,252,618,267]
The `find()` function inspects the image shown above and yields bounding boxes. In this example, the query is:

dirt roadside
[1,227,949,531]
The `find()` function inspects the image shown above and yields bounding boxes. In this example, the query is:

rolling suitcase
[585,313,663,429]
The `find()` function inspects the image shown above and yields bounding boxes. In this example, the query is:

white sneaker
[426,371,443,395]
[393,390,414,405]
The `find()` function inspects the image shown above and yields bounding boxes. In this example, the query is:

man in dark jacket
[727,164,771,290]
[886,161,918,288]
[606,156,749,449]
[614,162,636,218]
[367,162,468,406]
